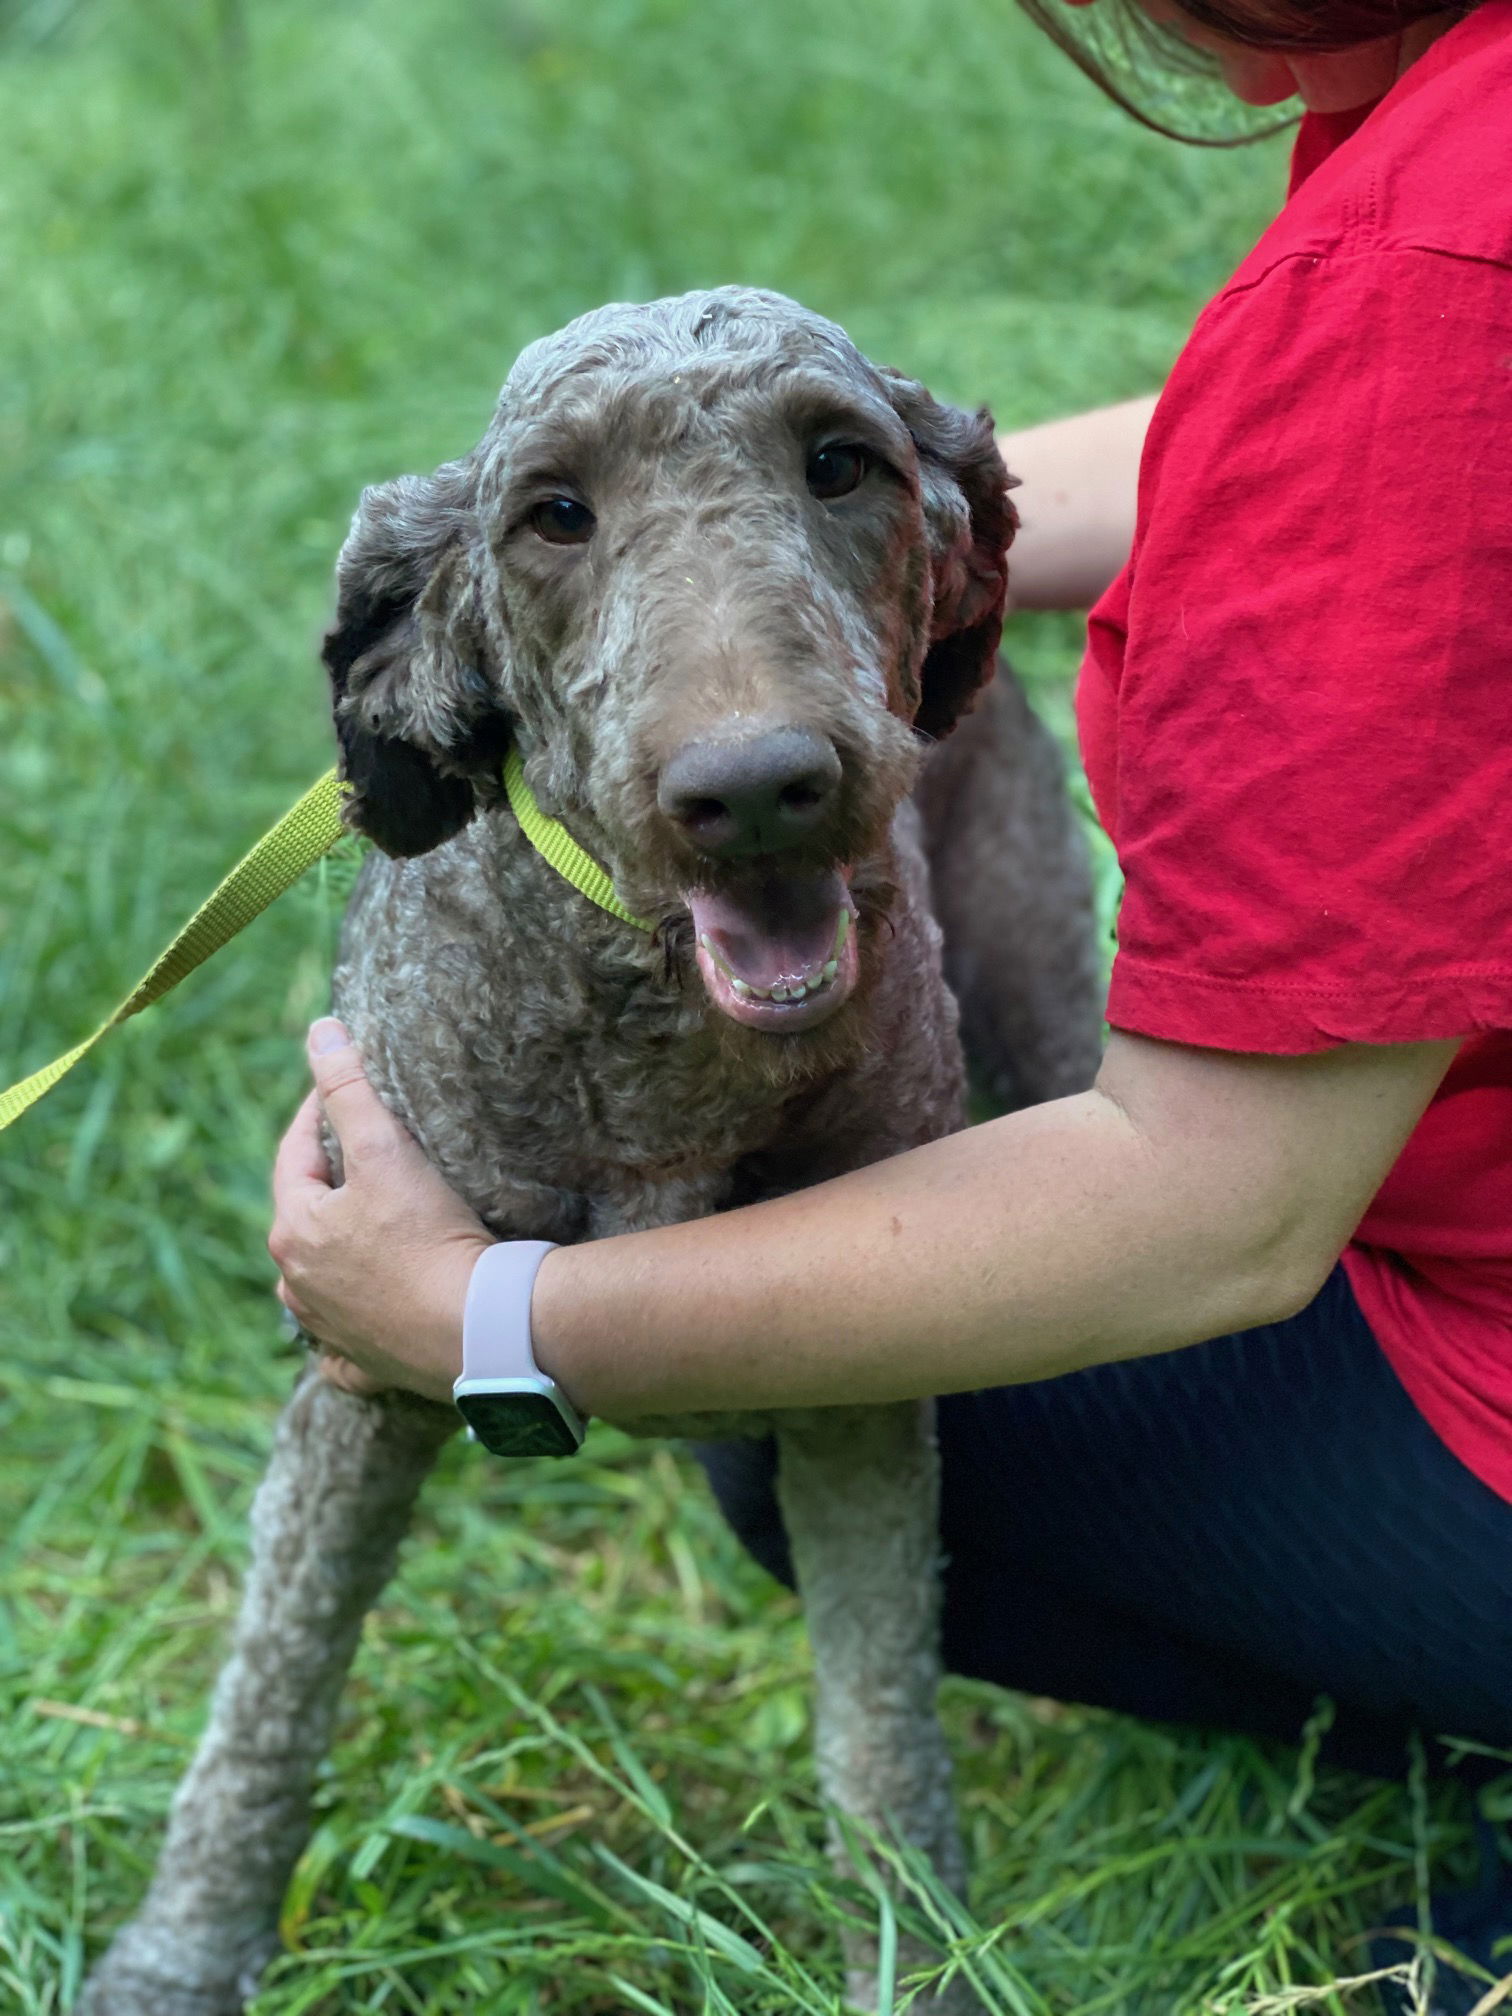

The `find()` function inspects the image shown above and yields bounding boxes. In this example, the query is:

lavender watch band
[459,1240,560,1385]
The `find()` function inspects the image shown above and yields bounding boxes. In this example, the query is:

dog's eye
[806,444,870,501]
[530,497,596,545]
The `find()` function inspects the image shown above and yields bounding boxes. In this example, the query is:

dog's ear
[883,374,1017,741]
[322,457,510,858]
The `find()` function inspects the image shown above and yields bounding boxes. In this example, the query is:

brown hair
[1016,0,1471,142]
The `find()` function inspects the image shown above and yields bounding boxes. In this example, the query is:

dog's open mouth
[687,869,859,1033]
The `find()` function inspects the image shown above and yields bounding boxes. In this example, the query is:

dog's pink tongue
[687,871,847,988]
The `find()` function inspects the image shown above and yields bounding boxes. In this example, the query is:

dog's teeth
[822,957,838,982]
[770,984,790,1001]
[789,979,808,999]
[731,977,753,999]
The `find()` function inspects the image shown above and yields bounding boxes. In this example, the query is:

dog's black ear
[322,457,510,858]
[883,374,1017,742]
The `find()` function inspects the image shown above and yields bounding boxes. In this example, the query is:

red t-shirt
[1077,2,1512,1500]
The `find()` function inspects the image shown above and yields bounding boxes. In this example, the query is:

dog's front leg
[79,1367,456,2016]
[776,1401,978,2014]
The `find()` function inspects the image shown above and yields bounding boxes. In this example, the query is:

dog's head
[324,287,1015,1038]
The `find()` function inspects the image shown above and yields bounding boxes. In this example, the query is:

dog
[80,286,1100,2015]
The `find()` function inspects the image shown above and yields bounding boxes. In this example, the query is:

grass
[0,0,1500,2009]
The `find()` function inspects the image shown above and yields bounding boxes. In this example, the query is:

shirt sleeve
[1099,245,1512,1053]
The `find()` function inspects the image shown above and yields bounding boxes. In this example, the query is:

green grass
[0,0,1499,2009]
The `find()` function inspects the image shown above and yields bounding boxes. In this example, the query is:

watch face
[456,1389,582,1458]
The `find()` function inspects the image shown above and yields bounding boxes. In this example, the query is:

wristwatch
[452,1241,586,1457]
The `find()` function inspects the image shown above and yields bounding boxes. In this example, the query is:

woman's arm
[271,1023,1457,1414]
[999,394,1157,611]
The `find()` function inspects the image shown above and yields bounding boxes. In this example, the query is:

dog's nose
[658,727,841,858]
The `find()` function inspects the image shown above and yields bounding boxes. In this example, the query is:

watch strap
[453,1233,584,1459]
[454,1242,586,1457]
[460,1240,560,1383]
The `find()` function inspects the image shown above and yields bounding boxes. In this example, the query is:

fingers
[268,1019,480,1408]
[306,1018,419,1168]
[274,1275,312,1325]
[317,1351,387,1397]
[271,1087,331,1203]
[269,1082,336,1288]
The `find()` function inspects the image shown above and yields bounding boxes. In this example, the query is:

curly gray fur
[81,288,1100,2016]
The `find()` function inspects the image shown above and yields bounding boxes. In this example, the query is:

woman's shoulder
[1229,1,1512,296]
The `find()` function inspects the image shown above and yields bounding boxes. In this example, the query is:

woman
[271,0,1512,1990]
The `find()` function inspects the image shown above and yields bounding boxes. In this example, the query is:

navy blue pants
[696,1269,1512,1780]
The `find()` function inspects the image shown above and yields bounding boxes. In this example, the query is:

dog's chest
[331,846,821,1237]
[331,810,963,1246]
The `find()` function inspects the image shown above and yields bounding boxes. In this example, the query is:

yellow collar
[502,747,653,932]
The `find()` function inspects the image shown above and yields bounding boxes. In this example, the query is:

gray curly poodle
[80,287,1100,2016]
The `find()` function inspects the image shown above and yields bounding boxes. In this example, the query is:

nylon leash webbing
[0,772,349,1134]
[2,754,650,1134]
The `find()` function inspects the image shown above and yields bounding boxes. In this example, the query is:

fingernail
[309,1017,349,1055]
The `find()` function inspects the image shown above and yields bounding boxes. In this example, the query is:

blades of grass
[1467,1974,1512,2016]
[0,572,105,709]
[481,1659,829,1992]
[1409,1735,1437,2016]
[606,1977,681,2016]
[450,1788,631,1925]
[591,1846,767,1978]
[384,1814,624,1925]
[1285,1697,1337,1826]
[583,1681,672,1829]
[465,1656,695,1845]
[157,1424,241,1548]
[873,1876,898,2013]
[280,1820,346,1947]
[872,1833,1047,2016]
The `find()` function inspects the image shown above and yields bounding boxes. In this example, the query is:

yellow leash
[1,755,651,1135]
[1,771,349,1134]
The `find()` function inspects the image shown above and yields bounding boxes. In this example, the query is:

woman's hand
[268,1019,494,1404]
